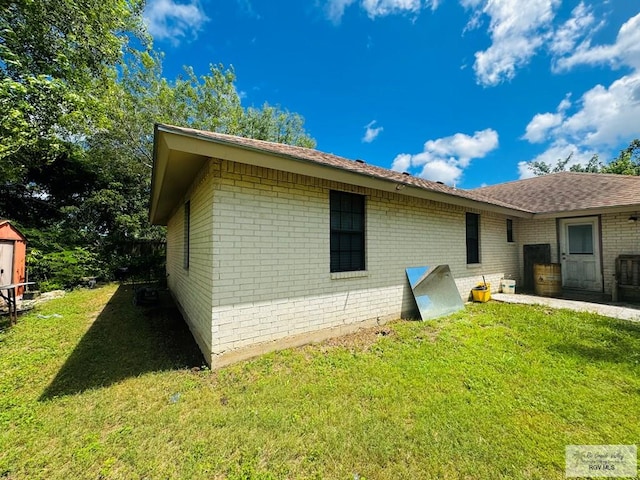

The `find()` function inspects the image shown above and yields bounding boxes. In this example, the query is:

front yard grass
[1,284,639,479]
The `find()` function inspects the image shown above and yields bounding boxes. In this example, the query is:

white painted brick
[517,213,640,295]
[168,158,523,362]
[601,212,640,294]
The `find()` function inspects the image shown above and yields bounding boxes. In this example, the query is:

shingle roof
[156,125,640,217]
[474,171,640,214]
[158,124,522,211]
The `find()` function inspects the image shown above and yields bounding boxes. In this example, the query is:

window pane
[341,214,353,231]
[466,213,480,264]
[350,251,363,270]
[330,191,365,272]
[568,224,593,254]
[330,212,341,230]
[507,219,514,243]
[467,239,479,264]
[352,214,363,231]
[183,201,190,269]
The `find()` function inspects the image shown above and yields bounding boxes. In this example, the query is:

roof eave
[532,203,640,219]
[0,220,27,241]
[149,125,531,224]
[149,124,161,224]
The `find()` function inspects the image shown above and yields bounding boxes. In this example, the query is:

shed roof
[0,220,27,241]
[474,172,640,217]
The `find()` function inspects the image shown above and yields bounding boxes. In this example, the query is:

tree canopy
[527,140,640,177]
[0,1,315,289]
[1,0,145,158]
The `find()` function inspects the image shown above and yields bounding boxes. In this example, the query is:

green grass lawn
[1,284,639,479]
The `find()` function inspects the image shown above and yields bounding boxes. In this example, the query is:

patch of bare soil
[319,325,396,353]
[414,325,439,343]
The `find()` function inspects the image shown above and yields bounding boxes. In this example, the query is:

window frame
[329,190,366,273]
[183,201,190,270]
[506,218,514,243]
[466,212,480,264]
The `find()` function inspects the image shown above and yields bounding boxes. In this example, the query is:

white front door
[0,241,14,285]
[559,217,602,291]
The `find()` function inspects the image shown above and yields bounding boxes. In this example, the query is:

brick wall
[164,153,640,366]
[166,162,215,358]
[516,213,640,295]
[164,159,519,366]
[601,211,640,294]
[516,217,558,285]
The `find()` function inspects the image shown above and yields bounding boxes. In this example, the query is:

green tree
[79,51,315,250]
[527,141,640,177]
[602,139,640,175]
[528,152,575,176]
[0,0,147,231]
[0,0,146,159]
[528,152,606,176]
[1,2,316,288]
[0,0,147,287]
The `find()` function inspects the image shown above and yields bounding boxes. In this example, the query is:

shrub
[27,247,106,291]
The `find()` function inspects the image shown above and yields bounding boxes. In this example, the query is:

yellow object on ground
[471,283,491,303]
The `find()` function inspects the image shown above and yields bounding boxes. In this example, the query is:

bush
[113,252,165,282]
[27,247,106,291]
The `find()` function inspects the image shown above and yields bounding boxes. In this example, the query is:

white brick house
[475,174,640,295]
[150,124,640,367]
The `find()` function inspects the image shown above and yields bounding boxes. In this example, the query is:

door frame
[0,240,15,286]
[557,215,603,291]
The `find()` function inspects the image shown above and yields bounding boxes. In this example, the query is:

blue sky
[143,0,640,188]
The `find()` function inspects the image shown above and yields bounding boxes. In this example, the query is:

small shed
[0,220,27,295]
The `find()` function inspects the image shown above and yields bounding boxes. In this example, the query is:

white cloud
[419,160,463,184]
[522,94,572,143]
[549,2,597,57]
[520,74,640,175]
[326,0,357,23]
[516,161,536,179]
[391,129,499,185]
[361,0,423,18]
[562,72,640,147]
[423,129,499,167]
[557,94,572,112]
[362,120,383,143]
[391,153,412,172]
[325,0,438,23]
[461,0,607,86]
[144,0,208,44]
[555,12,640,72]
[462,0,561,86]
[517,141,597,179]
[521,12,640,176]
[523,112,563,143]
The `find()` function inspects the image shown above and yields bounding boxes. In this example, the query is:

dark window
[466,212,480,264]
[506,219,514,243]
[183,201,190,269]
[567,224,593,254]
[330,191,365,272]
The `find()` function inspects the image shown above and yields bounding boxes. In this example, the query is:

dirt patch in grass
[319,324,397,353]
[413,324,440,343]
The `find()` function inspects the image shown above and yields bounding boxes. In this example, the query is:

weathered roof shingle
[474,171,640,214]
[159,124,522,211]
[157,125,640,217]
